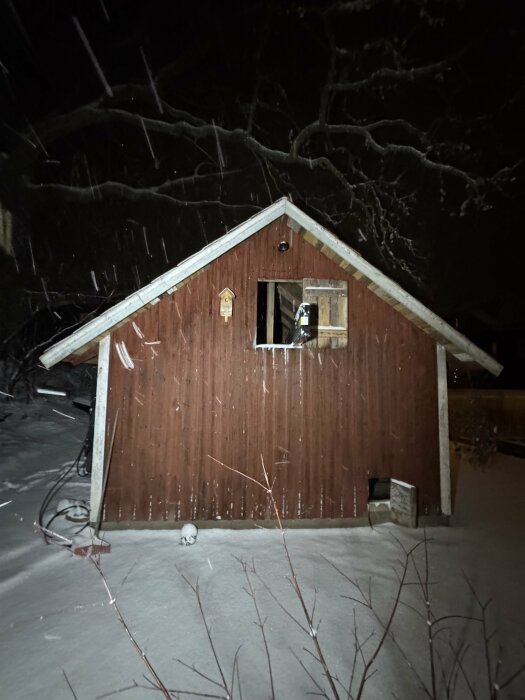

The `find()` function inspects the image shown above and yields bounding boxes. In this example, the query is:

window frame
[255,277,348,350]
[255,279,304,348]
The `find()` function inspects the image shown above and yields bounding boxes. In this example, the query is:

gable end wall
[102,217,440,523]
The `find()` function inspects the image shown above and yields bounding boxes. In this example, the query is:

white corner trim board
[436,343,452,516]
[90,335,110,525]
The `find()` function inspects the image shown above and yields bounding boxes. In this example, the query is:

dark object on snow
[34,522,111,556]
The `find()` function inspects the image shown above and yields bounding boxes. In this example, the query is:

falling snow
[139,46,163,114]
[72,16,113,97]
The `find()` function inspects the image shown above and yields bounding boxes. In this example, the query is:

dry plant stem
[410,532,437,699]
[291,650,330,700]
[175,659,231,699]
[88,556,172,700]
[207,455,267,492]
[255,573,311,636]
[236,660,243,700]
[495,647,525,698]
[436,642,457,699]
[323,544,433,700]
[407,532,474,699]
[409,539,525,700]
[176,571,232,699]
[229,647,242,700]
[481,601,494,699]
[447,641,477,700]
[168,692,225,699]
[210,453,340,700]
[352,541,418,700]
[349,627,375,698]
[95,680,144,698]
[260,455,341,700]
[463,576,525,700]
[236,557,276,700]
[400,531,448,698]
[347,609,360,699]
[62,668,79,699]
[409,534,525,700]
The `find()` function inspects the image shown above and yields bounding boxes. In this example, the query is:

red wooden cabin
[40,199,501,527]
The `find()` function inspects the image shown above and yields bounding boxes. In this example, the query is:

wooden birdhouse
[219,287,235,321]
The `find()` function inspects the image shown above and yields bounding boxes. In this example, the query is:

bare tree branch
[329,51,465,93]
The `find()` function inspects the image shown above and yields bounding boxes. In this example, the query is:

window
[368,477,391,502]
[256,279,348,348]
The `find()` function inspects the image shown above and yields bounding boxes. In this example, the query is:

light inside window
[256,279,348,348]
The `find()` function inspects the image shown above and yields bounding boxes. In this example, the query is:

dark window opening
[257,281,308,344]
[256,279,348,348]
[368,477,391,501]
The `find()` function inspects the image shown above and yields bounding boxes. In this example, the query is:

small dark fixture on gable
[278,241,289,252]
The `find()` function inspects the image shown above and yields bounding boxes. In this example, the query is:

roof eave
[39,198,288,368]
[283,201,503,377]
[39,197,502,377]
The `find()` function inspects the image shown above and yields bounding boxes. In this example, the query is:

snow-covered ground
[1,397,524,700]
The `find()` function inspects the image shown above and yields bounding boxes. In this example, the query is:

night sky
[1,0,524,385]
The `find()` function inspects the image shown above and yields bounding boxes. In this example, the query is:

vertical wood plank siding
[103,217,440,523]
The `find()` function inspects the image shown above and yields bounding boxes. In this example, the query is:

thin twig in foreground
[176,569,232,698]
[88,556,172,700]
[62,669,79,700]
[235,556,276,700]
[210,453,340,700]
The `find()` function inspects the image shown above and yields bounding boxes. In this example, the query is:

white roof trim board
[39,198,502,376]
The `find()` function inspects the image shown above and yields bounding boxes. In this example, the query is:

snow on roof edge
[39,197,502,376]
[39,199,288,368]
[283,201,502,376]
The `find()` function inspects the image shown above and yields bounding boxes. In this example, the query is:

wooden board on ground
[390,478,417,528]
